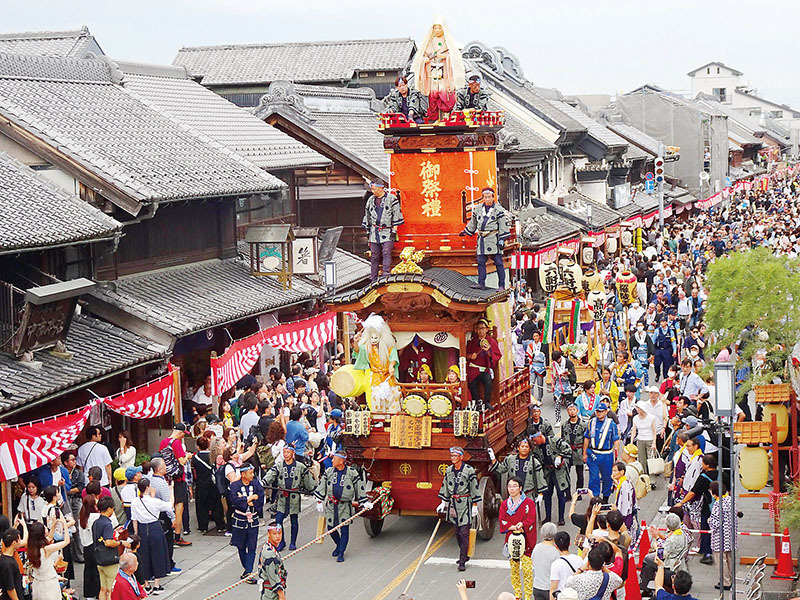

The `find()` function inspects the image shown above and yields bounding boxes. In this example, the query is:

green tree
[704,247,800,399]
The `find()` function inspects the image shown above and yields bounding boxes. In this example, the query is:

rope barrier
[653,527,786,537]
[199,507,370,600]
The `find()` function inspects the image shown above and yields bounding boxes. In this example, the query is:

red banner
[211,332,265,396]
[104,366,178,419]
[262,311,336,354]
[0,405,92,481]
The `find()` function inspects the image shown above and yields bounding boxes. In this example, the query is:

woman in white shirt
[18,479,47,523]
[116,430,137,469]
[631,401,658,476]
[131,478,173,594]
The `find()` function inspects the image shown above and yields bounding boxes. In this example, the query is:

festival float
[324,20,530,540]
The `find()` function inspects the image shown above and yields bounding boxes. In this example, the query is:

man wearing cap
[437,447,480,571]
[489,437,545,500]
[362,180,404,281]
[314,450,371,562]
[466,318,502,411]
[454,75,491,111]
[111,468,129,526]
[159,423,192,547]
[258,521,288,600]
[120,467,142,525]
[561,403,587,491]
[582,402,620,501]
[459,187,510,290]
[229,463,265,582]
[262,445,316,551]
[532,431,572,525]
[652,315,677,382]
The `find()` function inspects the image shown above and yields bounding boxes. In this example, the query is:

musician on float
[383,76,428,123]
[465,318,502,411]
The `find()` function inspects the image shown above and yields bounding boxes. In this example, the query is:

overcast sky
[6,0,800,108]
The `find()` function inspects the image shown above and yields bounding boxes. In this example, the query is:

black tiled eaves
[326,267,511,305]
[0,314,166,415]
[0,151,121,253]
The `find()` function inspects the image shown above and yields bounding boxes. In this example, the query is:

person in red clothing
[499,476,536,600]
[111,553,146,600]
[159,424,192,547]
[398,336,434,383]
[466,318,502,411]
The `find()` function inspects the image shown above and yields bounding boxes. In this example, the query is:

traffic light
[654,157,665,183]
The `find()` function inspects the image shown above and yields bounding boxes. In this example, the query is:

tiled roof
[517,207,581,248]
[0,151,121,253]
[119,62,329,171]
[632,189,660,212]
[0,53,285,208]
[510,84,586,134]
[0,26,100,58]
[616,201,642,218]
[174,38,415,86]
[0,314,166,415]
[92,256,325,338]
[605,121,660,156]
[552,102,629,149]
[490,99,555,153]
[327,267,510,306]
[535,193,621,229]
[331,248,371,289]
[254,82,388,179]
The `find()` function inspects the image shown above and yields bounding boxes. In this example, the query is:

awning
[511,238,580,269]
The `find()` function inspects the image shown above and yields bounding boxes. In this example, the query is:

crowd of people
[1,180,798,600]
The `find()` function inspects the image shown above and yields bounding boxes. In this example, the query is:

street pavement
[77,388,798,600]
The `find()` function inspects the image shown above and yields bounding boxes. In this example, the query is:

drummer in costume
[465,318,502,411]
[498,476,536,600]
[489,438,545,500]
[262,444,316,551]
[314,450,371,562]
[582,402,620,502]
[258,521,288,600]
[437,447,481,572]
[531,431,571,525]
[229,463,265,582]
[561,402,587,490]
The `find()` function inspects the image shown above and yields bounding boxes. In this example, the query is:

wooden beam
[0,118,144,216]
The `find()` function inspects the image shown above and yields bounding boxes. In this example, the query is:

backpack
[256,443,275,473]
[630,461,650,500]
[215,461,235,497]
[159,440,183,479]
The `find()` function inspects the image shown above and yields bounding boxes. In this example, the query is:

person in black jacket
[191,436,225,534]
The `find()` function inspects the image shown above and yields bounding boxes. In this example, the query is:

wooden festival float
[324,108,533,539]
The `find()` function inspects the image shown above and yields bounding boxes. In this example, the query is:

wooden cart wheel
[477,476,499,540]
[364,517,384,537]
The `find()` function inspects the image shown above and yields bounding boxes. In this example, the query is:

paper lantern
[606,237,618,255]
[621,230,633,247]
[584,270,605,293]
[738,446,769,491]
[581,246,594,266]
[615,271,637,306]
[539,261,560,294]
[762,403,789,443]
[587,290,607,321]
[557,259,583,295]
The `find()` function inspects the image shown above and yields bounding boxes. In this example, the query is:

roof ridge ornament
[258,80,310,121]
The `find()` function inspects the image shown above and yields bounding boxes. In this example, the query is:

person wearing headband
[458,187,510,290]
[490,437,545,501]
[454,74,491,111]
[437,447,480,571]
[258,521,288,600]
[531,431,572,525]
[362,179,404,282]
[314,450,372,562]
[229,463,265,583]
[262,444,316,552]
